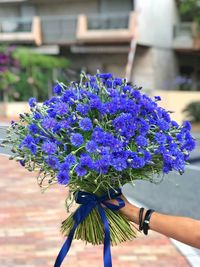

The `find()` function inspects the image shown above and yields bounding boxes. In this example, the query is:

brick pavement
[0,156,191,267]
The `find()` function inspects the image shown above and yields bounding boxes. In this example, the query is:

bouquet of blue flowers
[3,71,195,266]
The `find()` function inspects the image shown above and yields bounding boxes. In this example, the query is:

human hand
[105,194,140,224]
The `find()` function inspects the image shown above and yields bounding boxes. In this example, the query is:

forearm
[119,199,200,249]
[149,212,200,248]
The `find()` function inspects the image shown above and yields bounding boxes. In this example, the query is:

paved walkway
[0,156,191,267]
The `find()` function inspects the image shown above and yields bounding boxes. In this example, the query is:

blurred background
[0,1,200,266]
[0,0,200,123]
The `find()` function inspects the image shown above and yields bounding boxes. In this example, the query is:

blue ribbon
[54,189,124,267]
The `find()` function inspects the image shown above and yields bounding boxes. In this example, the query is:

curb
[171,239,200,267]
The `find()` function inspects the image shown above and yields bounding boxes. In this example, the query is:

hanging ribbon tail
[54,189,125,267]
[97,204,112,267]
[54,203,95,267]
[54,224,76,267]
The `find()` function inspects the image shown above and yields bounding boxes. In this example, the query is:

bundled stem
[61,189,137,246]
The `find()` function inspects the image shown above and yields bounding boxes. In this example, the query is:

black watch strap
[143,209,155,235]
[139,207,144,231]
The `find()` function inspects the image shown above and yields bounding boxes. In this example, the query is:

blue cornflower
[92,127,104,143]
[60,119,71,129]
[157,119,170,131]
[28,123,38,134]
[182,138,196,151]
[46,156,60,169]
[75,164,87,176]
[89,96,102,110]
[76,104,90,115]
[125,99,140,114]
[42,141,57,154]
[29,144,37,155]
[54,102,68,116]
[100,154,111,166]
[113,78,123,87]
[60,162,70,171]
[129,153,146,169]
[80,154,93,168]
[61,90,75,103]
[138,119,150,135]
[143,151,152,162]
[132,90,141,100]
[176,132,184,142]
[42,117,57,130]
[154,95,161,101]
[64,154,76,166]
[122,85,132,93]
[22,134,35,147]
[53,124,61,133]
[171,120,179,128]
[57,170,70,185]
[113,113,136,138]
[85,140,97,153]
[135,136,148,147]
[28,97,37,108]
[20,135,37,155]
[112,157,127,171]
[98,73,112,79]
[88,75,96,83]
[132,156,145,169]
[98,146,110,155]
[163,163,172,174]
[93,157,110,174]
[163,153,175,165]
[183,121,191,131]
[48,96,59,104]
[33,112,42,120]
[154,132,167,144]
[162,111,171,122]
[47,109,57,118]
[70,133,84,147]
[155,145,166,155]
[79,118,93,131]
[53,84,62,95]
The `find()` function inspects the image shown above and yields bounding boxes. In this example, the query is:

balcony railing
[41,13,135,45]
[0,12,136,46]
[76,12,136,43]
[41,16,77,44]
[0,17,32,33]
[0,17,41,45]
[87,13,129,30]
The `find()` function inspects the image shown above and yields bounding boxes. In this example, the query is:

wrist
[120,201,140,224]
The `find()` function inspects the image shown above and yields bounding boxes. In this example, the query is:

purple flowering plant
[4,71,195,246]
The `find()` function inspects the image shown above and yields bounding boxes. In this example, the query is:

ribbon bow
[54,189,125,267]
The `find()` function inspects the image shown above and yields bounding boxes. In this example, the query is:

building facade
[0,0,198,91]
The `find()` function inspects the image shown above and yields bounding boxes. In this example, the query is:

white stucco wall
[153,48,179,89]
[0,5,20,18]
[131,46,155,90]
[135,0,179,48]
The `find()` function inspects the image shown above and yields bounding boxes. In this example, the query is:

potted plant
[183,101,200,131]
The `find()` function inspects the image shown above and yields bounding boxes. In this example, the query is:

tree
[0,46,70,102]
[13,48,70,101]
[0,46,20,102]
[179,0,200,27]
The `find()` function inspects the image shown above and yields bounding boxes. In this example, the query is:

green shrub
[183,101,200,122]
[179,0,200,27]
[0,45,70,102]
